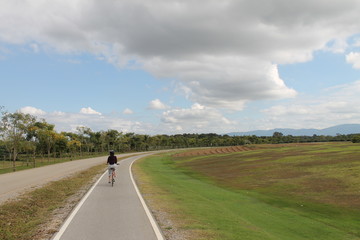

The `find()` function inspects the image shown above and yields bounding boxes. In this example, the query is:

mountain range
[226,124,360,137]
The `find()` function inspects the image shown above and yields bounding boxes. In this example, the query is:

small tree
[31,120,56,161]
[38,129,56,161]
[352,135,360,143]
[54,133,68,158]
[22,141,36,167]
[67,140,81,159]
[0,111,36,171]
[272,131,284,143]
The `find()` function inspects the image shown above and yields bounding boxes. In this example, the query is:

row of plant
[1,107,359,171]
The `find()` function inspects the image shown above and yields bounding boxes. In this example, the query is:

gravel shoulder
[0,156,105,205]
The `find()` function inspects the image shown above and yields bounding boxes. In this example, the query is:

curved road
[0,155,105,204]
[0,153,164,240]
[53,154,163,240]
[0,153,137,204]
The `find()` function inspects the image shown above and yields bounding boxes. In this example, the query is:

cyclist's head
[109,150,115,156]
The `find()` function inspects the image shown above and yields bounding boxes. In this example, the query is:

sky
[1,0,360,135]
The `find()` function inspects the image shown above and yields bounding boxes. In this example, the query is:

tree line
[1,108,359,171]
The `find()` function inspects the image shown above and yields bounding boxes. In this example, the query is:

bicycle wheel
[111,169,114,187]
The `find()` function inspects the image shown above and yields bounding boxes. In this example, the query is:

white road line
[129,159,165,240]
[52,170,108,240]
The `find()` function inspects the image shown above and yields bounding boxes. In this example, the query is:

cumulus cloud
[79,107,101,115]
[19,106,46,115]
[353,37,360,47]
[145,56,297,110]
[261,80,360,129]
[2,0,360,110]
[160,103,236,133]
[17,106,150,133]
[346,52,360,69]
[148,99,168,110]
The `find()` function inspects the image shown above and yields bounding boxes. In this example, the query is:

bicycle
[108,163,119,187]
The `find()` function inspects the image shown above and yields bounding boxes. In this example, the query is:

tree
[352,135,360,143]
[0,111,36,171]
[76,126,92,154]
[272,132,284,143]
[67,140,81,159]
[272,132,284,138]
[54,133,68,158]
[103,129,121,151]
[32,120,56,161]
[22,140,36,167]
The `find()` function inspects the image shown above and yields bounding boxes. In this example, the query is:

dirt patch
[296,154,359,167]
[302,177,345,193]
[299,177,360,208]
[173,146,252,157]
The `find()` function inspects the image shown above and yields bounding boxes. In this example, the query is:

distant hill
[226,124,360,137]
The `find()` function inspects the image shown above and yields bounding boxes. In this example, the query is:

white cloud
[1,1,360,110]
[144,56,297,110]
[123,108,134,114]
[79,107,101,115]
[17,106,151,133]
[261,80,360,129]
[19,106,46,115]
[148,99,168,110]
[160,104,237,133]
[353,38,360,47]
[346,52,360,69]
[324,38,348,53]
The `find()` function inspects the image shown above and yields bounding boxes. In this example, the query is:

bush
[351,135,360,143]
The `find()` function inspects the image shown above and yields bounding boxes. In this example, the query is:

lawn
[0,152,107,174]
[134,142,360,240]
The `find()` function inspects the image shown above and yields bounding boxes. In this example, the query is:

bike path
[53,154,163,240]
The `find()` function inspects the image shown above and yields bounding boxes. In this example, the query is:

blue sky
[1,1,360,134]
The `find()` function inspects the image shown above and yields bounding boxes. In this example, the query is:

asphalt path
[52,154,164,240]
[0,153,138,204]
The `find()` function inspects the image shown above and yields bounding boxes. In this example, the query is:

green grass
[0,152,107,174]
[135,143,360,240]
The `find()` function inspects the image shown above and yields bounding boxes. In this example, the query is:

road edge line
[51,170,108,240]
[129,158,165,240]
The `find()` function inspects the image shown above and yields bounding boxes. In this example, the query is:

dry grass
[173,146,253,157]
[175,142,360,209]
[0,164,106,240]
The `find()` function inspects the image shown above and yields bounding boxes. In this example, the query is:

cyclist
[107,150,118,183]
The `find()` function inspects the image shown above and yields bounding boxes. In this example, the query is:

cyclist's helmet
[109,150,115,155]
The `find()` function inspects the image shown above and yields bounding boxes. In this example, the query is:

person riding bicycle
[107,150,118,183]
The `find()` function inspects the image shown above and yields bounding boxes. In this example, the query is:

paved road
[0,153,137,204]
[53,154,163,240]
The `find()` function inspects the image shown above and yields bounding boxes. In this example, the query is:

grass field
[134,142,360,240]
[0,152,107,174]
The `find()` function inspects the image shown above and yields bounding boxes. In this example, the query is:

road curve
[0,153,138,205]
[52,154,164,240]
